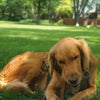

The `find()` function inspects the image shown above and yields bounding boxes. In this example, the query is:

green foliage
[56,0,73,18]
[0,0,31,21]
[34,0,47,17]
[0,0,99,22]
[0,20,100,100]
[0,0,7,19]
[7,0,32,21]
[47,0,60,13]
[97,15,100,19]
[0,0,6,6]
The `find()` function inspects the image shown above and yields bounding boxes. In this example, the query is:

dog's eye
[73,55,78,60]
[59,60,65,64]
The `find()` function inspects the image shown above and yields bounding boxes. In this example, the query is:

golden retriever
[45,37,99,100]
[0,52,48,93]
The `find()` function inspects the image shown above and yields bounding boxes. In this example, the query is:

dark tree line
[0,0,59,24]
[0,0,98,25]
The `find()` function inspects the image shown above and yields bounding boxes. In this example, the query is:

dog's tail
[0,81,4,89]
[0,76,7,90]
[0,79,35,94]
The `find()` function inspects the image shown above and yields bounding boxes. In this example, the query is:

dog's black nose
[68,77,78,85]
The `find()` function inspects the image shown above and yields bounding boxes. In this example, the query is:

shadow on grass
[0,27,100,55]
[0,26,100,67]
[13,20,60,27]
[0,88,43,100]
[0,36,57,70]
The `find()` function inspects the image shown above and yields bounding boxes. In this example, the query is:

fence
[52,18,100,25]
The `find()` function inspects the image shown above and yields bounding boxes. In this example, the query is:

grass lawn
[0,20,100,100]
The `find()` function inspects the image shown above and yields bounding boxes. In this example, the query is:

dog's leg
[45,71,62,100]
[38,73,48,91]
[68,85,96,100]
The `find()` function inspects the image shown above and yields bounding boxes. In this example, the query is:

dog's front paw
[68,98,74,100]
[68,97,76,100]
[68,98,72,100]
[46,95,59,100]
[68,96,81,100]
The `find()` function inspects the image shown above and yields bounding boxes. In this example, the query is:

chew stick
[61,80,66,100]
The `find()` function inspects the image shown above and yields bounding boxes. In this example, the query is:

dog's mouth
[72,83,80,87]
[65,80,80,88]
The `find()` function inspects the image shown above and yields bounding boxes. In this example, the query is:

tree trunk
[48,0,52,23]
[75,13,79,26]
[31,0,34,22]
[73,0,80,26]
[73,0,95,26]
[37,0,41,25]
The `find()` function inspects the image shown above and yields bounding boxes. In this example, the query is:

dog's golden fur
[45,37,99,100]
[0,52,48,93]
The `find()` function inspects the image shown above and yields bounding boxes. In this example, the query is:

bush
[57,19,63,25]
[98,15,100,19]
[0,0,31,21]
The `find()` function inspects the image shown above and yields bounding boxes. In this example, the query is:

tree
[0,0,31,21]
[7,0,24,21]
[0,0,7,19]
[56,0,73,18]
[47,0,52,23]
[46,0,60,23]
[73,0,97,26]
[36,0,41,24]
[33,0,47,25]
[30,0,34,21]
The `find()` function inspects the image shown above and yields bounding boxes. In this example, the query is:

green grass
[0,20,100,100]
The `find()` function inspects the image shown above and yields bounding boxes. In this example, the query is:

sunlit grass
[0,20,100,100]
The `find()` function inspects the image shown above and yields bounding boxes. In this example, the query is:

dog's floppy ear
[48,48,62,76]
[78,39,90,73]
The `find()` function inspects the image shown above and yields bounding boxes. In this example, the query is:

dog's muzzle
[68,77,79,87]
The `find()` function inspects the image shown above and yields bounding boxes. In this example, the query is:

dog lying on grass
[45,37,99,100]
[0,37,98,100]
[0,52,48,94]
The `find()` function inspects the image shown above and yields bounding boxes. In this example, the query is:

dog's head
[49,37,90,87]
